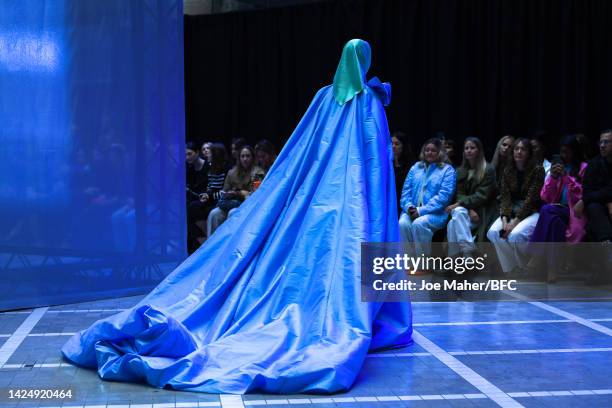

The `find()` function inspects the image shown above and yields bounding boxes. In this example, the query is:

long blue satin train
[61,76,412,394]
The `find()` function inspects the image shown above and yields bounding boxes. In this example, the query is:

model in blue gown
[61,39,413,394]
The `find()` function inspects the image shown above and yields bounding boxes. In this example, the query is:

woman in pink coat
[529,135,587,281]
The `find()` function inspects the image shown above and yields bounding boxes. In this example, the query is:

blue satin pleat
[61,82,413,394]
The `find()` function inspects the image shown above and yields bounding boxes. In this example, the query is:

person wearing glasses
[582,130,612,243]
[581,130,612,283]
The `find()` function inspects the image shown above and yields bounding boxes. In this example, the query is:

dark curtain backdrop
[185,0,612,157]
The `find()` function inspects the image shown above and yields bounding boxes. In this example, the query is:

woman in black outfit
[187,143,227,253]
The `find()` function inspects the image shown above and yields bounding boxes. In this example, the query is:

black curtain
[184,0,612,157]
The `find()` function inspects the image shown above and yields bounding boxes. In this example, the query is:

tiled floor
[0,285,611,408]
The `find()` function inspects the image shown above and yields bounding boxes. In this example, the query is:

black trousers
[586,203,612,242]
[187,199,215,253]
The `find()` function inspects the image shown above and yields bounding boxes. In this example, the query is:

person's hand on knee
[502,218,518,239]
[500,216,509,238]
[408,206,419,220]
[445,203,459,214]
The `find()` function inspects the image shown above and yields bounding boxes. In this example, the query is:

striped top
[207,171,226,201]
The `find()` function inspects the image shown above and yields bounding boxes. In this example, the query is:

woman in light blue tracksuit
[399,138,456,256]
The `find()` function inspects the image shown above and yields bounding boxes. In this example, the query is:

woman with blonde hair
[445,137,498,261]
[399,138,456,257]
[491,135,515,184]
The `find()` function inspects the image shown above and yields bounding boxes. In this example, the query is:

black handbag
[217,198,242,212]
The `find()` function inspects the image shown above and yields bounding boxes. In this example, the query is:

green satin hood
[333,39,371,105]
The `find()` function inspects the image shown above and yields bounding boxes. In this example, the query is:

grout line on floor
[0,307,48,368]
[505,292,612,337]
[412,330,522,407]
[241,389,612,406]
[414,319,570,326]
[220,394,245,408]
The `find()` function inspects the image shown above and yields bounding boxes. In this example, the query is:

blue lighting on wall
[0,0,186,310]
[0,32,61,73]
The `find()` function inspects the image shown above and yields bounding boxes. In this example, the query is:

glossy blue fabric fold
[62,77,412,394]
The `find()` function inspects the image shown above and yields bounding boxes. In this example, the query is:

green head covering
[333,39,372,105]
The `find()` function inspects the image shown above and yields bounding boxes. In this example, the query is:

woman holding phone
[528,135,588,281]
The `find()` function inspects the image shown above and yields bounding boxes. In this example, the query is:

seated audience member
[229,137,247,167]
[399,138,456,258]
[529,135,588,282]
[186,141,208,202]
[255,139,277,173]
[200,141,212,162]
[582,130,612,244]
[487,138,545,274]
[445,137,498,260]
[531,131,551,175]
[392,131,415,215]
[187,143,227,253]
[491,135,515,186]
[443,138,460,167]
[207,146,263,237]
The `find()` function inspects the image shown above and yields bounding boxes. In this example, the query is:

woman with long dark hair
[487,138,545,273]
[207,145,263,237]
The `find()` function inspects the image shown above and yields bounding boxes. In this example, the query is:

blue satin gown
[61,39,413,394]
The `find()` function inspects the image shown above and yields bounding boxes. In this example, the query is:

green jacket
[455,163,498,241]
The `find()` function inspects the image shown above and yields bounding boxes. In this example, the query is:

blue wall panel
[0,0,186,310]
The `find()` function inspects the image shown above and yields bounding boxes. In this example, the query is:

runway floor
[0,282,611,408]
